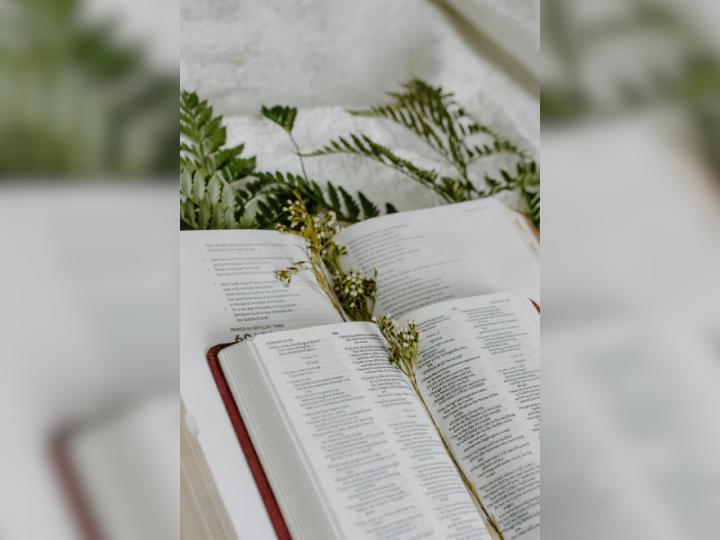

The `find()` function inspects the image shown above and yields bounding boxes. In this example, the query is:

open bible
[180,198,539,540]
[217,292,539,540]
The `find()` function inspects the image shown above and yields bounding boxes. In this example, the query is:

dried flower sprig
[376,315,420,380]
[377,314,504,539]
[333,269,377,322]
[275,260,310,286]
[266,102,381,322]
[277,199,346,265]
[274,196,345,317]
[274,195,380,323]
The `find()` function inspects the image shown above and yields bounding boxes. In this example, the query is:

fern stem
[289,132,310,182]
[309,248,347,321]
[355,154,455,203]
[408,376,505,540]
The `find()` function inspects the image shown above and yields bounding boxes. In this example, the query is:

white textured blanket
[181,0,538,209]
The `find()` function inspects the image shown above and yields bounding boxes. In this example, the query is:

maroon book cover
[207,343,292,540]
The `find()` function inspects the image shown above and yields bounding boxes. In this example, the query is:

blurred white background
[0,0,178,538]
[543,1,720,538]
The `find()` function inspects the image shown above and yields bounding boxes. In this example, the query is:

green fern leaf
[191,169,206,201]
[207,175,222,204]
[251,170,394,224]
[358,192,380,218]
[327,78,538,220]
[350,80,470,169]
[327,182,341,211]
[197,195,212,230]
[339,186,361,220]
[261,105,298,133]
[180,90,259,229]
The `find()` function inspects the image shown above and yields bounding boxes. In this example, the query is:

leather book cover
[207,342,292,540]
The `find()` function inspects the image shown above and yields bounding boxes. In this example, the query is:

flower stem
[289,132,310,182]
[408,376,505,540]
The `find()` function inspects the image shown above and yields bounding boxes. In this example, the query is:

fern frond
[350,80,475,174]
[180,90,257,229]
[252,171,392,224]
[180,165,246,230]
[309,78,539,225]
[181,91,257,181]
[516,160,541,228]
[305,133,461,201]
[480,159,540,229]
[352,80,529,168]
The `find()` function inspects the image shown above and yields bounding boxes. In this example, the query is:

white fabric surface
[445,0,540,77]
[181,0,538,211]
[181,0,539,116]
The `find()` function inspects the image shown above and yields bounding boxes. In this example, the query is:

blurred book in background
[54,393,178,540]
[0,0,179,538]
[542,1,720,539]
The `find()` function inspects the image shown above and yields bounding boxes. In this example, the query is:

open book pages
[219,293,539,540]
[180,197,539,538]
[335,198,539,314]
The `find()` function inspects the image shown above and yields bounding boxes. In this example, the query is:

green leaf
[251,170,395,224]
[192,170,205,201]
[349,80,469,169]
[198,195,212,229]
[327,182,341,210]
[207,175,222,204]
[339,186,361,219]
[328,78,538,216]
[358,191,379,218]
[180,90,259,229]
[222,182,235,209]
[180,168,193,197]
[261,105,298,133]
